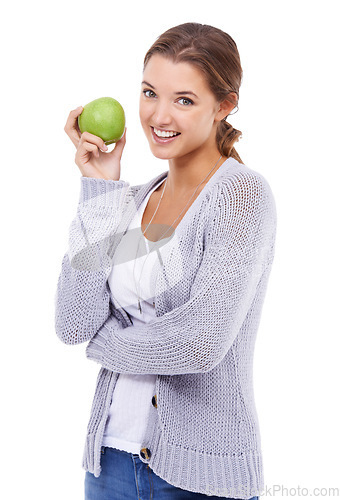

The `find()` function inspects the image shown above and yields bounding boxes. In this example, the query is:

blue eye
[178,97,193,106]
[143,89,156,98]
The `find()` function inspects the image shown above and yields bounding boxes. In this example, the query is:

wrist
[86,328,109,364]
[79,176,129,205]
[81,175,120,181]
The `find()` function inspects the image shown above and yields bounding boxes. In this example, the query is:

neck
[165,150,226,199]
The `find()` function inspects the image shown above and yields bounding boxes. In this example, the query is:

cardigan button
[140,447,151,460]
[151,395,158,408]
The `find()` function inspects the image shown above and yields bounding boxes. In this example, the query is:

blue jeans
[84,447,259,500]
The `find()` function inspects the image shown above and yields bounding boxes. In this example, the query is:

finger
[64,106,83,147]
[77,138,101,158]
[80,131,108,152]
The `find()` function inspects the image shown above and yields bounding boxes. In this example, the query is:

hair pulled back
[144,23,244,164]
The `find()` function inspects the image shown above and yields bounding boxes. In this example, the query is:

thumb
[110,128,127,159]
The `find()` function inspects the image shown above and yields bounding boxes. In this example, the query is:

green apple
[78,97,125,145]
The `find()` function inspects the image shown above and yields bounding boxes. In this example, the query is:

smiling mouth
[152,127,181,139]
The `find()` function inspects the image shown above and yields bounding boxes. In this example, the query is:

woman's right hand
[64,106,126,180]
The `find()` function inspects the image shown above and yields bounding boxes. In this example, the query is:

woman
[55,22,276,500]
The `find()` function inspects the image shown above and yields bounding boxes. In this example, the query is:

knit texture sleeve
[86,171,277,374]
[54,176,130,345]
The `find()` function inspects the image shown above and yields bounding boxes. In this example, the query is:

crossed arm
[55,173,276,375]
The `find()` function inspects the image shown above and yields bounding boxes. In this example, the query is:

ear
[214,93,238,121]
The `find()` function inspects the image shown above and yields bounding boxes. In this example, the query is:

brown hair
[143,23,244,164]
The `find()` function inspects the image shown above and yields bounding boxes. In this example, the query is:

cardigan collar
[111,157,239,257]
[132,156,238,221]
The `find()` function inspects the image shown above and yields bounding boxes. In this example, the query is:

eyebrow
[141,81,198,99]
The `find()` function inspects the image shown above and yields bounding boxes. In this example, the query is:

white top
[102,177,174,454]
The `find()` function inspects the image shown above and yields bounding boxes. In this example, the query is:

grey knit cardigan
[54,157,276,498]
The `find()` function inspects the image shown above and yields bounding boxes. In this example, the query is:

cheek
[139,100,145,123]
[183,111,215,138]
[139,99,149,125]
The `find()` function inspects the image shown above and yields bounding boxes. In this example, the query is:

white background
[1,1,339,499]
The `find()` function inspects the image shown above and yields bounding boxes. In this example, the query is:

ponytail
[216,120,243,164]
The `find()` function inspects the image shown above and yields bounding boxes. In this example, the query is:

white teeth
[154,128,179,138]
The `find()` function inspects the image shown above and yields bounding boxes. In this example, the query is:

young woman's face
[139,54,223,161]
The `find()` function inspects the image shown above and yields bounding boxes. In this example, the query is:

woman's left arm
[86,172,277,375]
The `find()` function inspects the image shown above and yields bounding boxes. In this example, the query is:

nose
[152,100,172,127]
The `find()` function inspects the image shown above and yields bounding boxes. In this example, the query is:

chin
[150,150,174,160]
[146,142,174,160]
